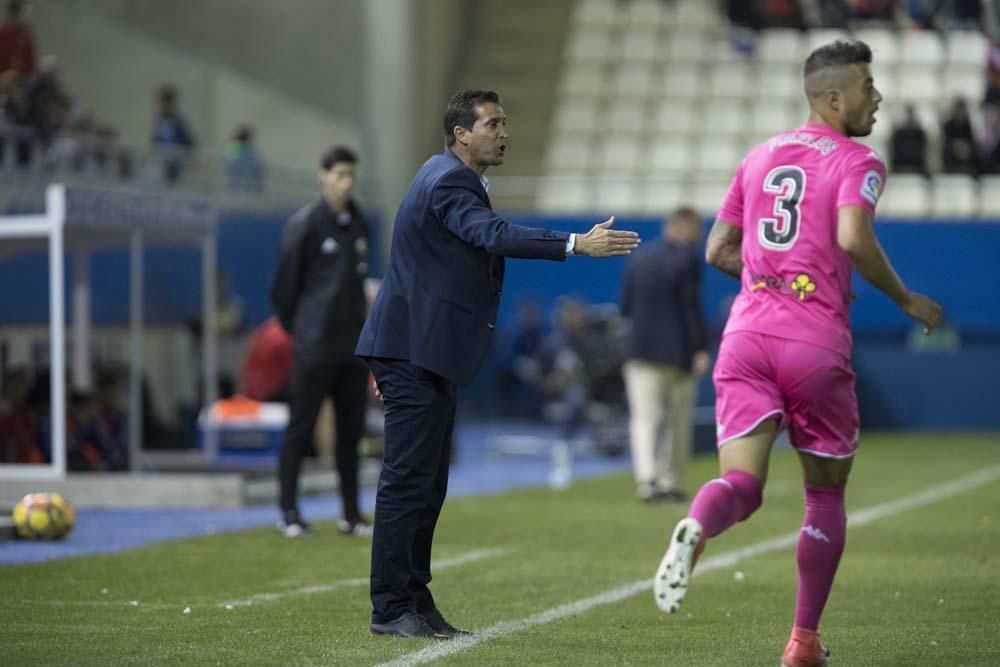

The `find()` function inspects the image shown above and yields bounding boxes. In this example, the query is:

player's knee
[722,469,764,522]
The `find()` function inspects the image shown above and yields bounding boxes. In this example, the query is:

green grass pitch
[2,433,999,666]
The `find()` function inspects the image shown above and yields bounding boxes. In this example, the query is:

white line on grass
[221,547,505,608]
[377,464,1000,667]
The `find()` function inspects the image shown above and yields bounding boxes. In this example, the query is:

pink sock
[794,483,847,631]
[687,470,763,539]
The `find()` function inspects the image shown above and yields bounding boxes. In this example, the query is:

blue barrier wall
[1,213,997,429]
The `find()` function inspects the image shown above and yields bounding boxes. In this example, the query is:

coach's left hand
[575,217,640,257]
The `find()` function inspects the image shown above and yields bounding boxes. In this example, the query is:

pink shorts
[713,331,859,459]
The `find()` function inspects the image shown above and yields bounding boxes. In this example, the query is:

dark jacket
[355,149,570,385]
[620,239,707,370]
[271,197,369,360]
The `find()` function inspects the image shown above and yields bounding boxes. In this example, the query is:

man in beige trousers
[620,207,709,502]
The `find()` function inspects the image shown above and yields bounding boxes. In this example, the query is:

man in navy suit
[356,90,640,638]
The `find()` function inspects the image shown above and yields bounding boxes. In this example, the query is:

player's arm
[837,205,942,333]
[705,219,742,279]
[270,216,307,331]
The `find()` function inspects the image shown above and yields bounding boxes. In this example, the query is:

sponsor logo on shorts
[716,422,725,437]
[860,169,883,206]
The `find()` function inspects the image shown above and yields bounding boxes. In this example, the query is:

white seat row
[538,173,1000,219]
[561,61,985,104]
[573,0,720,30]
[569,24,987,69]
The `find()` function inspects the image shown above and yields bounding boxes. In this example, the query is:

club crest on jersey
[860,170,883,206]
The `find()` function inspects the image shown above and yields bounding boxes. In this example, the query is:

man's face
[461,102,508,168]
[839,63,882,137]
[319,162,355,202]
[668,216,702,245]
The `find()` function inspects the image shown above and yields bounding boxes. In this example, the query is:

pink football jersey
[717,122,887,357]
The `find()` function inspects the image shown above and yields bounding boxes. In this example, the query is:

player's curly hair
[443,90,501,146]
[803,40,872,77]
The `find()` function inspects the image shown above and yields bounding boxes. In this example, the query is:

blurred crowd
[0,366,129,471]
[0,0,267,191]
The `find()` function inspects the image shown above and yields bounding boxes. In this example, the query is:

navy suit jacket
[356,149,570,385]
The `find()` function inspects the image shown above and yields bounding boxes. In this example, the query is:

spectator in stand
[497,301,547,418]
[850,0,899,24]
[0,367,42,463]
[85,369,129,471]
[25,54,66,147]
[0,0,35,78]
[890,104,929,176]
[765,0,807,29]
[152,85,195,184]
[942,97,981,176]
[225,124,266,192]
[986,40,1000,107]
[0,67,30,166]
[948,0,985,29]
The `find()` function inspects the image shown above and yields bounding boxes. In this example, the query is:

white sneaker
[654,517,703,614]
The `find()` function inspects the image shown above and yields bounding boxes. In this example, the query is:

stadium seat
[879,174,930,218]
[652,99,698,135]
[566,28,619,64]
[622,31,660,63]
[751,100,799,138]
[596,179,643,213]
[552,98,601,134]
[900,31,945,66]
[693,139,742,176]
[625,0,669,29]
[945,30,988,68]
[757,29,806,65]
[707,62,756,99]
[932,174,978,218]
[662,30,711,64]
[538,176,594,212]
[559,63,608,96]
[573,0,619,27]
[757,64,804,101]
[691,178,731,216]
[607,100,648,134]
[545,137,594,175]
[896,66,943,105]
[943,65,987,105]
[599,136,643,172]
[700,104,744,136]
[649,137,693,175]
[612,64,656,98]
[674,0,717,29]
[662,66,703,98]
[641,177,686,214]
[977,176,1000,218]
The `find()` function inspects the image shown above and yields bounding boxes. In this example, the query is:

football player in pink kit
[653,41,942,667]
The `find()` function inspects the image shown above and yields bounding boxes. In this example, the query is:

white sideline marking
[377,464,1000,667]
[221,548,505,608]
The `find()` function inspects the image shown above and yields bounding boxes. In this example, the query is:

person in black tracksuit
[271,145,371,537]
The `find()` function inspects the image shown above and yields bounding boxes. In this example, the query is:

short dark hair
[803,40,872,78]
[443,90,501,146]
[320,145,357,170]
[669,205,701,223]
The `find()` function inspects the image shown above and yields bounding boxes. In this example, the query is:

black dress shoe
[371,612,449,639]
[422,608,472,637]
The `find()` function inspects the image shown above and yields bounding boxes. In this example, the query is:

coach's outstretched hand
[575,217,640,258]
[901,292,943,335]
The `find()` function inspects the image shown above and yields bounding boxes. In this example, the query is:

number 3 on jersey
[759,165,806,251]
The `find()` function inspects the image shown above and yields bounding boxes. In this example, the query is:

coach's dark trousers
[365,357,456,624]
[278,352,369,520]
